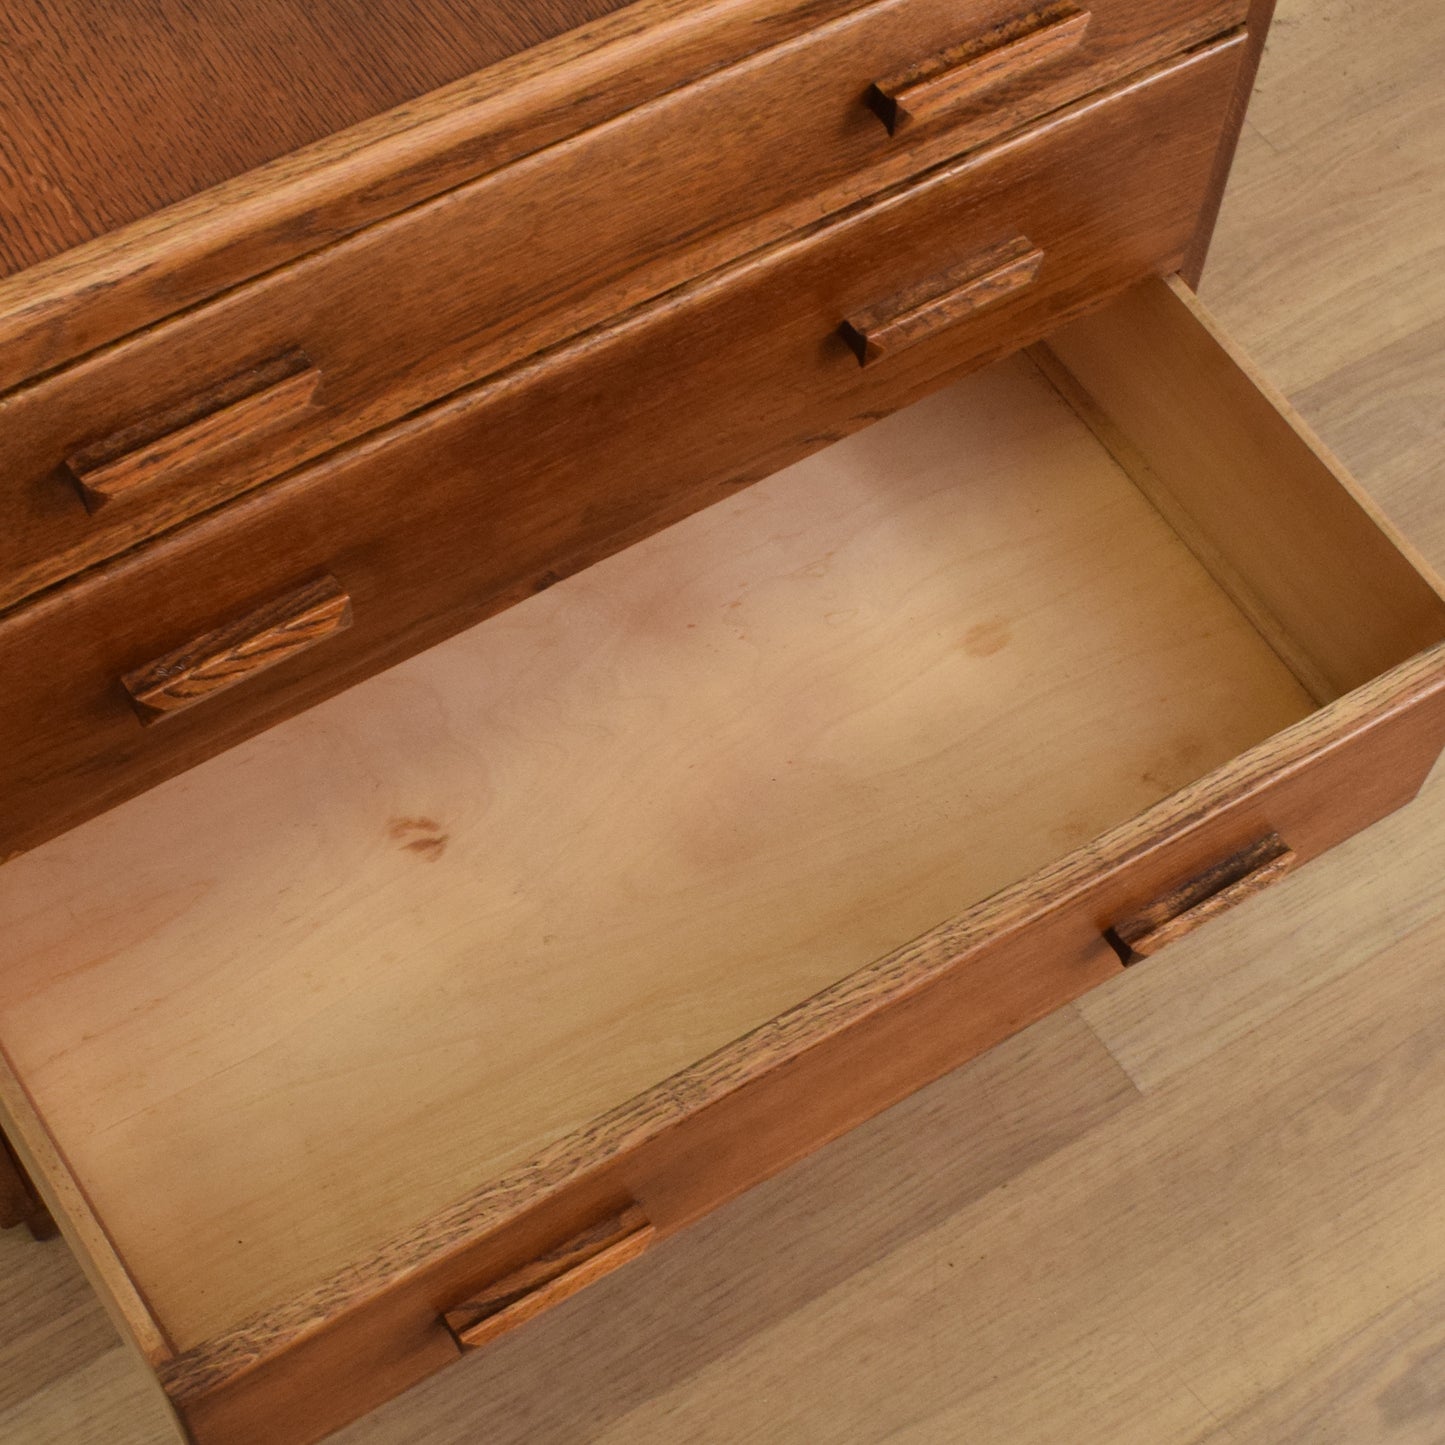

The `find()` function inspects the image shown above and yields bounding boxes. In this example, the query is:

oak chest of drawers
[3,2,1444,1442]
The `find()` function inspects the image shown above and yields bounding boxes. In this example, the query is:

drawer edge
[153,641,1445,1441]
[0,1043,177,1374]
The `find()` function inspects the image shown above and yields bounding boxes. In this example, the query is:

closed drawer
[0,39,1246,857]
[4,275,1445,1445]
[0,0,1245,610]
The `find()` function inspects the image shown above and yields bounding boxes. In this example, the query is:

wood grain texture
[0,1046,173,1376]
[0,45,1243,861]
[7,288,1445,1433]
[1035,275,1445,702]
[121,239,1445,1421]
[0,0,642,279]
[151,651,1445,1445]
[445,1207,655,1351]
[120,578,352,723]
[1197,0,1445,525]
[65,352,319,513]
[868,3,1091,135]
[0,0,1244,396]
[0,1005,1138,1443]
[0,1211,121,1415]
[1186,1265,1445,1443]
[0,8,1245,610]
[323,1004,1140,1444]
[840,236,1043,364]
[0,1348,179,1445]
[0,349,1316,1356]
[484,894,1445,1445]
[11,4,1445,1441]
[1108,832,1294,961]
[1182,0,1277,285]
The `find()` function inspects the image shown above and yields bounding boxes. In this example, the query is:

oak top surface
[0,0,638,278]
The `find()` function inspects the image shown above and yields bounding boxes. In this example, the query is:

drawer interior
[3,279,1443,1358]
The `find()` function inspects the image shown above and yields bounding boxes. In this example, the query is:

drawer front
[0,38,1244,863]
[0,0,1244,610]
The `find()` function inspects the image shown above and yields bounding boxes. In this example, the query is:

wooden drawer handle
[868,3,1092,135]
[121,576,352,724]
[444,1205,655,1353]
[64,350,320,512]
[1108,833,1297,964]
[840,236,1043,366]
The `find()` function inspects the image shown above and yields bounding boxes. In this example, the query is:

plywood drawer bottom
[3,279,1444,1445]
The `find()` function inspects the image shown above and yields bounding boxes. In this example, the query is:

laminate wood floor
[4,0,1444,1438]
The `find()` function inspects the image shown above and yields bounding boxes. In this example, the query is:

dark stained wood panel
[0,43,1243,864]
[0,0,640,277]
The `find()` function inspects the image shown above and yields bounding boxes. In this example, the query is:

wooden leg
[0,1127,59,1242]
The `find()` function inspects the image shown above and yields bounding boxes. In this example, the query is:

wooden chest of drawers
[4,2,1443,1442]
[0,0,1244,612]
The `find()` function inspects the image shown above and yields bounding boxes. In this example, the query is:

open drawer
[4,278,1445,1445]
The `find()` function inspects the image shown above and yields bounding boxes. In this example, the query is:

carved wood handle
[65,350,320,512]
[840,237,1043,366]
[444,1205,655,1353]
[1108,833,1297,963]
[121,577,352,724]
[868,4,1092,135]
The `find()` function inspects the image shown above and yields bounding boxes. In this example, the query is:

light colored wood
[1200,0,1445,575]
[306,888,1445,1445]
[3,1005,1139,1445]
[0,1349,177,1445]
[0,1045,182,1442]
[1187,1265,1445,1443]
[0,1053,169,1371]
[320,1002,1139,1444]
[120,577,353,722]
[162,640,1445,1443]
[8,2,1445,1440]
[1199,0,1445,398]
[0,1218,117,1413]
[1035,275,1445,703]
[0,351,1317,1354]
[12,258,1445,1441]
